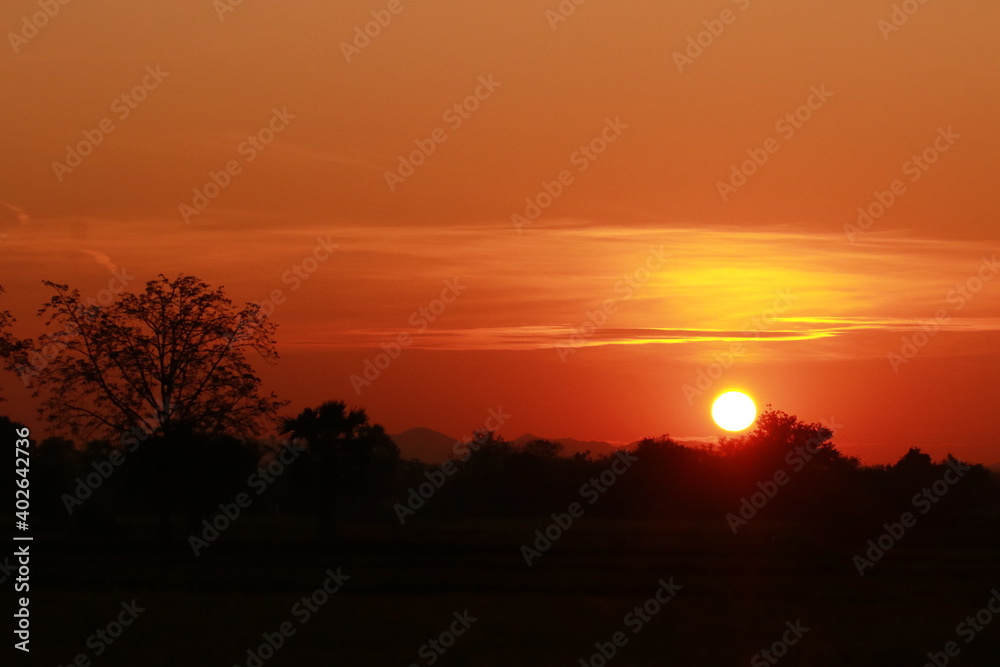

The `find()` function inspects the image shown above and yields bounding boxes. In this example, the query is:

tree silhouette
[29,275,284,438]
[894,446,933,473]
[522,438,564,459]
[0,285,26,401]
[25,274,286,538]
[717,406,841,472]
[280,400,399,537]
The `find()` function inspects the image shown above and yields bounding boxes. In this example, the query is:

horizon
[386,422,1000,468]
[3,1,999,467]
[4,2,1000,665]
[2,2,999,466]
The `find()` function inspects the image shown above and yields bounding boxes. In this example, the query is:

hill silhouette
[390,428,621,462]
[510,433,620,459]
[389,427,458,462]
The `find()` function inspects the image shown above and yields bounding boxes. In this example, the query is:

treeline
[2,276,997,546]
[8,408,999,546]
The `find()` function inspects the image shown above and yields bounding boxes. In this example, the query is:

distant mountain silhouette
[389,427,621,463]
[510,433,620,458]
[390,427,458,463]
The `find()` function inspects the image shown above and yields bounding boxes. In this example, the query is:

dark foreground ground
[13,517,1000,666]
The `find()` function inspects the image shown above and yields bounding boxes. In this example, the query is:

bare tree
[30,274,285,440]
[27,275,286,539]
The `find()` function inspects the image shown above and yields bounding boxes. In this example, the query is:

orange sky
[2,0,998,463]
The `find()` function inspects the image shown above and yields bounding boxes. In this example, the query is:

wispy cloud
[79,250,118,274]
[267,223,999,358]
[289,325,837,351]
[0,201,30,226]
[5,217,997,362]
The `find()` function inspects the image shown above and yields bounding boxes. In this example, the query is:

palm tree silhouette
[279,401,372,539]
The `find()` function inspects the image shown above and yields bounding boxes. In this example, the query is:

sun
[712,391,757,432]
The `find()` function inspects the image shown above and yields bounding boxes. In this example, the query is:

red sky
[2,0,998,464]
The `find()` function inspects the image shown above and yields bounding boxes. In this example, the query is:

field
[23,516,1000,666]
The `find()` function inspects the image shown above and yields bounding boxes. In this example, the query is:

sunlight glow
[712,391,757,432]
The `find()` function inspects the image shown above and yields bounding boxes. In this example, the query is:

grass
[21,516,1000,666]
